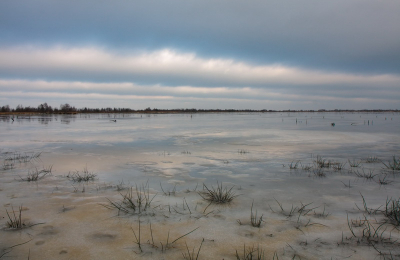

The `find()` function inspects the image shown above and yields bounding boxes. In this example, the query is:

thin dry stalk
[356,193,381,215]
[182,238,204,260]
[160,183,177,196]
[131,219,142,252]
[235,244,265,260]
[144,224,199,253]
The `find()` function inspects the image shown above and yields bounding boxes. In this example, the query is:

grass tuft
[5,152,41,163]
[103,183,156,215]
[332,162,346,171]
[382,156,400,171]
[288,161,300,170]
[2,160,14,170]
[199,182,238,204]
[315,156,331,168]
[376,174,393,186]
[348,159,362,167]
[384,197,400,226]
[353,169,377,180]
[67,167,96,182]
[19,166,52,181]
[300,163,313,171]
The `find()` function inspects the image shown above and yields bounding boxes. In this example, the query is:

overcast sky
[1,0,399,110]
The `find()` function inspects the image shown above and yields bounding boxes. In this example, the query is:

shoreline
[1,109,399,116]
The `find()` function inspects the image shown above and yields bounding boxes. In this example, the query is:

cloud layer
[0,47,399,110]
[2,47,399,87]
[0,0,399,109]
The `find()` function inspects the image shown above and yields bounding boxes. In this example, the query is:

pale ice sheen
[0,112,399,259]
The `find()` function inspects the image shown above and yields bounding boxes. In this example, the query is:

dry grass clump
[382,156,400,171]
[356,195,400,226]
[199,182,238,204]
[384,198,400,226]
[376,175,393,186]
[2,160,15,170]
[353,169,377,180]
[332,161,346,171]
[346,214,397,248]
[288,161,300,170]
[315,156,331,168]
[103,184,156,215]
[19,165,52,181]
[67,167,96,182]
[5,151,41,163]
[348,159,362,168]
[301,163,313,171]
[1,151,42,171]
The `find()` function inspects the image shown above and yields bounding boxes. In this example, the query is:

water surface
[0,112,399,259]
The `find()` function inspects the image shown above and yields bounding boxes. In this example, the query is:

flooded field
[0,112,399,259]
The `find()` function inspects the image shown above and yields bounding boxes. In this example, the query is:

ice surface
[0,112,399,259]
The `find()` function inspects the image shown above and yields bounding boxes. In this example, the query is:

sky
[0,0,399,110]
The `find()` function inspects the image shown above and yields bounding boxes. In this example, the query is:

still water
[2,112,398,181]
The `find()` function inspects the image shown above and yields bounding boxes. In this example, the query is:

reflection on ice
[0,112,399,259]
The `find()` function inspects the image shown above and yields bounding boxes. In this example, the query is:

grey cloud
[1,0,399,74]
[1,47,399,89]
[1,78,399,111]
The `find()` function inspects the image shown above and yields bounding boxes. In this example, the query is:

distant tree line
[1,103,74,113]
[1,103,138,114]
[0,103,398,114]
